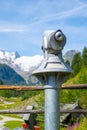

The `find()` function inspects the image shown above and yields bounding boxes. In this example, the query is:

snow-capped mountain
[0,50,20,61]
[14,55,43,72]
[0,49,43,72]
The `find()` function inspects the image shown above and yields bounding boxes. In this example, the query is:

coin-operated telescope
[42,29,66,55]
[32,29,72,130]
[32,29,72,84]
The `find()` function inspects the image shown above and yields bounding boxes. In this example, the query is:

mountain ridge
[63,50,79,65]
[0,49,43,72]
[0,49,78,85]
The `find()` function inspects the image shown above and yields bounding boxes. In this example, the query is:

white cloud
[0,22,28,32]
[30,2,87,25]
[0,28,25,32]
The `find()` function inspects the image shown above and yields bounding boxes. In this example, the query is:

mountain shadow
[0,64,26,85]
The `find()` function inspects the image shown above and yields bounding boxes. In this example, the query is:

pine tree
[82,47,87,66]
[66,60,70,66]
[0,79,3,84]
[71,52,82,76]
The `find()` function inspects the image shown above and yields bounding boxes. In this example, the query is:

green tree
[66,60,70,66]
[71,52,82,76]
[0,79,3,84]
[82,47,87,66]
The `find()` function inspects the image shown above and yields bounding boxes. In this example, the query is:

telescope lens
[54,31,63,41]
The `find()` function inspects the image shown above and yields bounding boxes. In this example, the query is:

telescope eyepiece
[54,30,63,41]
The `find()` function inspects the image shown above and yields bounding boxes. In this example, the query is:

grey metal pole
[44,74,60,130]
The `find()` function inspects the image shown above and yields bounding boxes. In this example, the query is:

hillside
[0,64,26,85]
[65,67,87,84]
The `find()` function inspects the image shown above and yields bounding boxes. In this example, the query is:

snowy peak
[0,49,43,72]
[14,55,43,71]
[0,50,20,62]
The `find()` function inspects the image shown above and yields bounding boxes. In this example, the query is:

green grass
[2,114,22,119]
[4,120,23,129]
[0,97,22,110]
[0,116,3,120]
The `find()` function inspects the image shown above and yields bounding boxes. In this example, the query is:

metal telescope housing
[32,29,72,83]
[42,29,66,56]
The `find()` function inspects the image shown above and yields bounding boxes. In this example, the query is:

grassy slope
[61,67,87,107]
[4,120,23,129]
[65,67,87,84]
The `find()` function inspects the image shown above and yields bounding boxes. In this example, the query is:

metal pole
[44,74,60,130]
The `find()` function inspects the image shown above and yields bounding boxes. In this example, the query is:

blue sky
[0,0,87,56]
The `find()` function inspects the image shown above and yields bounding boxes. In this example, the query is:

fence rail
[0,84,87,114]
[0,109,87,114]
[0,84,87,90]
[0,85,43,90]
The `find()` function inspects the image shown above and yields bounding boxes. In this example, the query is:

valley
[0,47,86,129]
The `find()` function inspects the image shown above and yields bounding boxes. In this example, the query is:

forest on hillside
[61,47,87,104]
